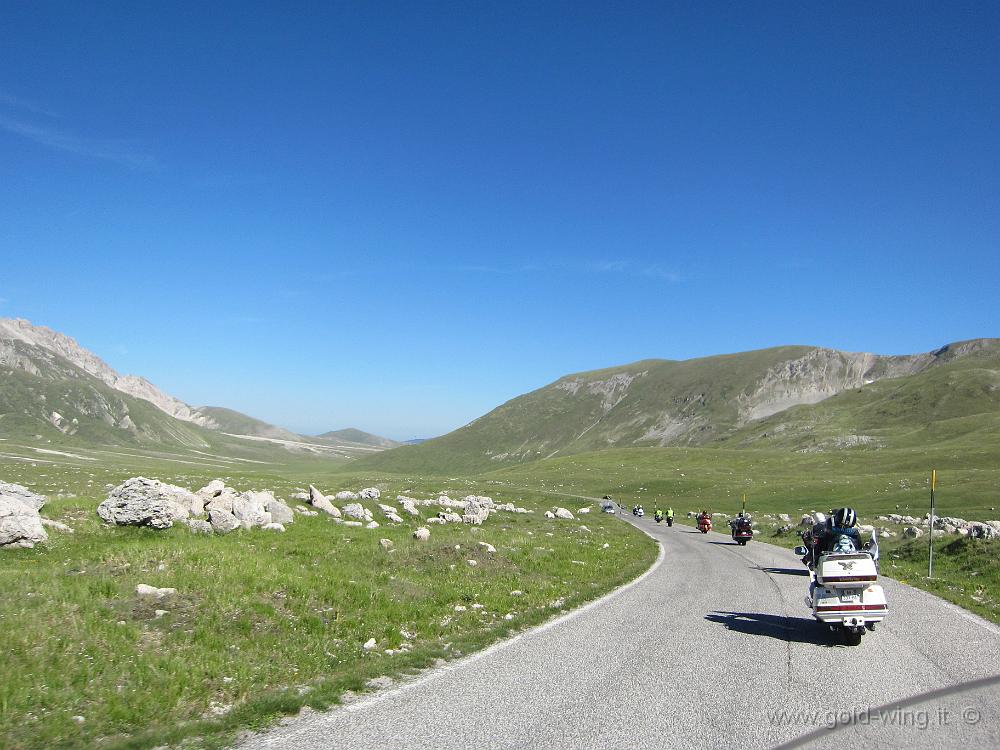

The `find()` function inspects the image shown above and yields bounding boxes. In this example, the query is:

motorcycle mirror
[793,546,808,556]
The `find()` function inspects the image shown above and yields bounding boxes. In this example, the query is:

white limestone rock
[98,477,196,529]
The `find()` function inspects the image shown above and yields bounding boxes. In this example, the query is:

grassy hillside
[359,341,999,474]
[318,428,400,449]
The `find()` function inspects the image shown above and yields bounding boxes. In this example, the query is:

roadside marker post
[928,469,937,578]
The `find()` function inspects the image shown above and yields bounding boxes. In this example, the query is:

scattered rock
[578,507,591,514]
[39,517,73,534]
[437,512,463,524]
[479,542,496,553]
[544,511,555,519]
[343,503,374,522]
[903,526,924,539]
[209,510,241,535]
[265,497,295,525]
[366,520,380,529]
[135,584,176,599]
[467,559,478,567]
[335,491,360,501]
[184,519,213,534]
[413,527,430,541]
[360,487,381,501]
[379,538,394,551]
[197,479,226,498]
[554,508,575,520]
[362,638,377,651]
[342,520,363,527]
[261,522,286,532]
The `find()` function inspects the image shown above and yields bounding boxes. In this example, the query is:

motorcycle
[730,518,753,545]
[697,514,712,533]
[636,506,644,518]
[794,532,888,646]
[654,511,664,523]
[666,515,674,527]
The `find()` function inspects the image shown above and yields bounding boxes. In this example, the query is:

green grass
[0,452,656,750]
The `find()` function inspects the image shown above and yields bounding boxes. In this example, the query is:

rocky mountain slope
[0,318,393,457]
[360,339,1000,472]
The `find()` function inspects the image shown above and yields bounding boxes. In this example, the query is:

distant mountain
[359,339,1000,473]
[318,428,400,449]
[0,318,390,459]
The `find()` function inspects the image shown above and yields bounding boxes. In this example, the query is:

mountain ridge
[358,338,1000,473]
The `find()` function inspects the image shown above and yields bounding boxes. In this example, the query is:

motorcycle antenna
[928,469,937,578]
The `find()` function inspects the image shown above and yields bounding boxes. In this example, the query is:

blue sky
[1,1,998,440]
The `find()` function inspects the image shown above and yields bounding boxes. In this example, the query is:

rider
[802,507,863,566]
[666,507,674,521]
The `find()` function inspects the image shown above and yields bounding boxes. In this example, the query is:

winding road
[245,506,1000,749]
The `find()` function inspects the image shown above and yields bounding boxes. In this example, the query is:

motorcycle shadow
[707,541,743,546]
[705,611,839,647]
[758,566,810,577]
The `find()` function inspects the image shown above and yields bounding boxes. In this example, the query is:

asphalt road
[244,508,1000,750]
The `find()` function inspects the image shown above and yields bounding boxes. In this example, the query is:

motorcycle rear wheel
[842,628,864,646]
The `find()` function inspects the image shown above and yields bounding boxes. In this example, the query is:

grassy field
[0,450,657,750]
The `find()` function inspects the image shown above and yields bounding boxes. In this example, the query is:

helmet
[832,507,858,528]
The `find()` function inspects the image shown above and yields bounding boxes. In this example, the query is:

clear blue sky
[1,1,997,440]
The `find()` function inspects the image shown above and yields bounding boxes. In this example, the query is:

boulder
[903,526,924,539]
[184,519,213,534]
[778,513,792,523]
[360,487,381,501]
[209,509,241,535]
[334,491,359,501]
[968,522,999,540]
[544,511,555,519]
[385,513,404,524]
[578,507,591,514]
[479,542,496,554]
[231,492,272,529]
[98,477,197,529]
[0,483,48,548]
[0,481,46,512]
[366,521,380,529]
[343,503,374,522]
[379,538,394,551]
[413,527,430,541]
[261,523,286,532]
[397,497,420,516]
[197,479,226,498]
[265,497,295,525]
[554,508,575,520]
[308,486,341,517]
[462,499,490,525]
[438,512,463,524]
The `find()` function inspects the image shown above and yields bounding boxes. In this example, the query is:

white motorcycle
[794,532,888,646]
